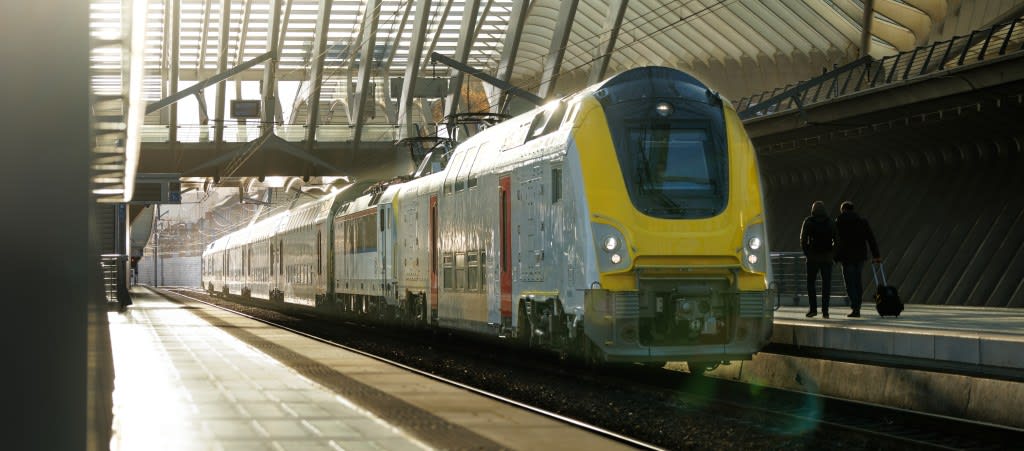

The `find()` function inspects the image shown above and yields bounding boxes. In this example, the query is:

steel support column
[305,0,334,148]
[491,0,529,114]
[442,0,482,120]
[381,0,414,124]
[588,0,628,85]
[398,0,433,140]
[214,0,231,143]
[262,0,285,135]
[352,0,382,145]
[860,0,875,59]
[536,0,579,100]
[169,0,180,143]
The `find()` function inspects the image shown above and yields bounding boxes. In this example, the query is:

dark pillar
[0,1,95,449]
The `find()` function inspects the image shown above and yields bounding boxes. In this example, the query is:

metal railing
[100,254,122,304]
[771,252,849,308]
[141,124,413,144]
[737,18,1024,120]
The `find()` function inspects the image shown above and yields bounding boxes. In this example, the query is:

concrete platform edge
[710,352,1024,430]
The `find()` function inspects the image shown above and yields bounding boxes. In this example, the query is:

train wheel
[517,303,532,347]
[581,338,603,368]
[687,361,719,376]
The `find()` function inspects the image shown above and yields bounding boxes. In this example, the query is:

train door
[499,176,512,327]
[429,195,438,323]
[379,204,395,300]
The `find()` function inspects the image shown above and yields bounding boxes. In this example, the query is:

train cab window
[527,101,566,141]
[626,126,726,218]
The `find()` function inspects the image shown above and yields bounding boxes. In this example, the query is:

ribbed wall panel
[762,144,1024,308]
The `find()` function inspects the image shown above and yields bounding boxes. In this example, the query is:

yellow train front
[563,67,773,369]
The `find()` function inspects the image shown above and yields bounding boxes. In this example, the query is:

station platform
[769,304,1024,378]
[108,288,631,450]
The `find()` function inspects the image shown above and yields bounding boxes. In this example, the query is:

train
[202,66,774,372]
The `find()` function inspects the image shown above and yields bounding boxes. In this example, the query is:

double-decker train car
[202,66,774,371]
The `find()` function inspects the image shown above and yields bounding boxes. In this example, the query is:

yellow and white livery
[203,67,773,370]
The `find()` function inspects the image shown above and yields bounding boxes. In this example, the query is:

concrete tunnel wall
[760,130,1024,308]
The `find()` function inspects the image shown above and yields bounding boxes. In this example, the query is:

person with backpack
[800,200,837,318]
[834,201,881,317]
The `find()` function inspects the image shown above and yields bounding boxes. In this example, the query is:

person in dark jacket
[800,200,837,318]
[834,201,881,317]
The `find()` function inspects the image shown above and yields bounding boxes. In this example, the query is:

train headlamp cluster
[593,222,631,272]
[655,101,674,117]
[741,222,770,275]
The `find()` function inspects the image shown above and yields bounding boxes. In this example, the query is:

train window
[467,252,479,291]
[527,101,567,141]
[455,252,466,290]
[551,167,562,203]
[442,253,454,289]
[317,230,322,275]
[561,101,580,128]
[479,251,486,288]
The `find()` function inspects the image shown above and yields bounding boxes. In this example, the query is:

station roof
[88,0,1024,202]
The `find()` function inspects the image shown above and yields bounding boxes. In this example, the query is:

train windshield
[621,122,727,219]
[593,68,729,219]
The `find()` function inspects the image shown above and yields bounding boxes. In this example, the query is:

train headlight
[655,101,674,117]
[748,237,762,251]
[603,236,619,252]
[592,222,631,273]
[742,222,770,275]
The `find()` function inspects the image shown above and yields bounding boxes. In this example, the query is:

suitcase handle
[871,262,888,286]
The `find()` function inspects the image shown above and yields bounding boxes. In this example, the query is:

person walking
[834,201,881,317]
[800,200,837,318]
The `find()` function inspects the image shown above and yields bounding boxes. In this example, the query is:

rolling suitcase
[871,262,903,317]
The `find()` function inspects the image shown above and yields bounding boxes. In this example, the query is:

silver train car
[202,67,774,370]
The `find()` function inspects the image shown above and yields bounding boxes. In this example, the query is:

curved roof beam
[875,0,934,46]
[765,1,849,53]
[904,0,947,23]
[695,0,784,57]
[834,0,916,52]
[675,1,748,62]
[723,1,800,57]
[805,0,897,58]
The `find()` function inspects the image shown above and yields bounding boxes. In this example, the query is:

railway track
[161,287,1024,450]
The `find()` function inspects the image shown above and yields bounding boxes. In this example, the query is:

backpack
[807,218,834,252]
